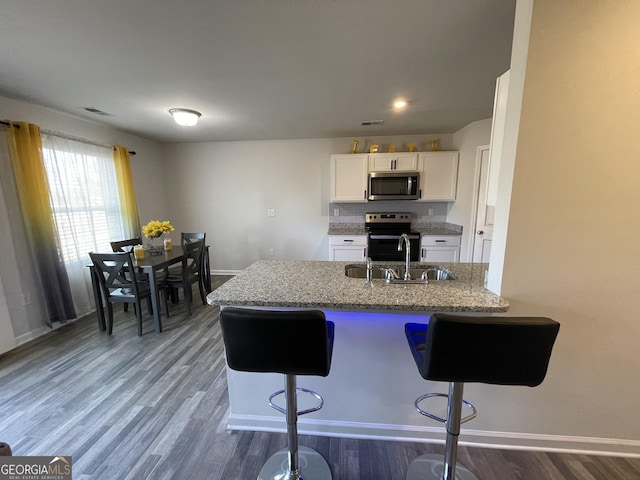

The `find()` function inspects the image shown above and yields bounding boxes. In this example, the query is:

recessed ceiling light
[169,108,202,127]
[393,99,408,110]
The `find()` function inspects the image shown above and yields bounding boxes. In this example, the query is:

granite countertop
[207,260,508,313]
[327,223,462,236]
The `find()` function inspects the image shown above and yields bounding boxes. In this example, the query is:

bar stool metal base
[406,454,478,480]
[258,446,332,480]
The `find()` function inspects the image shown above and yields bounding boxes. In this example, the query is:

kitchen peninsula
[207,260,508,443]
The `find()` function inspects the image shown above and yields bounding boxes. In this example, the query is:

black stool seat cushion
[405,314,560,387]
[220,307,334,376]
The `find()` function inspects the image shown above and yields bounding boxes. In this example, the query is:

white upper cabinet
[330,154,368,202]
[418,152,459,201]
[369,153,418,172]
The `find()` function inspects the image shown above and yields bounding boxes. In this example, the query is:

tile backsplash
[329,202,448,224]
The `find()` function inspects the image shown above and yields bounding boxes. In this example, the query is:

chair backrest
[220,307,334,376]
[182,238,205,278]
[182,232,206,246]
[89,251,142,299]
[110,237,142,252]
[406,313,560,387]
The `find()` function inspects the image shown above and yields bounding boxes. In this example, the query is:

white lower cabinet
[420,235,461,263]
[329,235,367,261]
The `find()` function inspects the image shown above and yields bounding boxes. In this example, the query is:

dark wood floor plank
[2,275,640,479]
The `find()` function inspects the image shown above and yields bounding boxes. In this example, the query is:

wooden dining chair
[110,237,142,253]
[182,232,211,293]
[89,251,168,336]
[161,239,206,316]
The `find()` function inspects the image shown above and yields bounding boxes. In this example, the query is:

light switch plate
[267,208,275,217]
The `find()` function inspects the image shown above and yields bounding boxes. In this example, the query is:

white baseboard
[211,269,242,275]
[14,312,91,347]
[227,414,640,458]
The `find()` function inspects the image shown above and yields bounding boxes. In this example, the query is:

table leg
[146,267,163,333]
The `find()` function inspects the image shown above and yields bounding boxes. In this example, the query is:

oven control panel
[365,212,412,223]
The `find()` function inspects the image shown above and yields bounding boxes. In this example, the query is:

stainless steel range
[365,212,420,261]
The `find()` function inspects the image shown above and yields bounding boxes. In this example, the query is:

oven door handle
[369,234,420,240]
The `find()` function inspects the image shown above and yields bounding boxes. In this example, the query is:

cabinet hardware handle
[364,190,367,199]
[477,230,484,235]
[344,239,354,242]
[435,240,446,243]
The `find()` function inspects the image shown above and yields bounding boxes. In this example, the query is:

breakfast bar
[207,260,509,443]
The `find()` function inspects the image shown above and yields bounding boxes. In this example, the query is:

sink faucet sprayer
[365,256,372,283]
[397,234,411,280]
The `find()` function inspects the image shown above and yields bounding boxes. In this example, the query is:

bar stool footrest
[269,387,324,416]
[415,393,478,424]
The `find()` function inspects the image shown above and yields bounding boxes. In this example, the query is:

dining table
[89,245,212,334]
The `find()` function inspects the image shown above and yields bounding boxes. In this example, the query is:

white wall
[163,133,468,272]
[488,0,640,452]
[450,118,493,261]
[0,95,167,345]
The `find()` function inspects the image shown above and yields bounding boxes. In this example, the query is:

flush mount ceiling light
[393,99,408,110]
[169,108,201,127]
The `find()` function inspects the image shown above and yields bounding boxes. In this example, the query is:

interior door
[472,147,494,263]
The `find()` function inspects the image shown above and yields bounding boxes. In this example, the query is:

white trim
[468,145,490,262]
[211,269,242,276]
[227,414,640,458]
[13,312,92,347]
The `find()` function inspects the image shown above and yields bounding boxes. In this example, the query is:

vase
[146,236,164,255]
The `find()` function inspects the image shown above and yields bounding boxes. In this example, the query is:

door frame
[468,145,490,262]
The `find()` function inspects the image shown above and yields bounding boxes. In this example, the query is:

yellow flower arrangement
[142,220,175,238]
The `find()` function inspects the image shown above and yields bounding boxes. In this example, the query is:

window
[41,134,126,313]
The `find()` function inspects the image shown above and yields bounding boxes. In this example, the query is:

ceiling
[0,1,516,144]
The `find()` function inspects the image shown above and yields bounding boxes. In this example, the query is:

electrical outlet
[21,292,31,306]
[428,208,434,216]
[267,208,275,217]
[268,248,275,256]
[334,208,340,217]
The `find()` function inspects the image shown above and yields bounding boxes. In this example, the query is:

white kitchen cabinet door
[330,154,368,202]
[329,235,367,261]
[420,235,461,262]
[418,152,459,201]
[369,153,418,172]
[420,247,460,263]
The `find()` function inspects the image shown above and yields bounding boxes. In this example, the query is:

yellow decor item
[351,140,359,154]
[142,220,175,238]
[369,144,379,153]
[388,144,395,153]
[143,220,174,255]
[407,143,416,152]
[429,139,439,151]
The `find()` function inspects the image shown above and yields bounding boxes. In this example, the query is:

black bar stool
[220,307,335,480]
[405,313,560,480]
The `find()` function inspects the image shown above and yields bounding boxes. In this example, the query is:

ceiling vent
[81,107,114,116]
[361,120,384,126]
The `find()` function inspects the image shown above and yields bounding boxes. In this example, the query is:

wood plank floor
[1,275,639,479]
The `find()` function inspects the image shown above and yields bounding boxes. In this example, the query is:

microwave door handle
[407,176,412,194]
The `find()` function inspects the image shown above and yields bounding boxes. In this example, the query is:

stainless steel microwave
[368,171,420,200]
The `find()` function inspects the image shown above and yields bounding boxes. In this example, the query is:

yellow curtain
[113,145,141,238]
[4,121,75,324]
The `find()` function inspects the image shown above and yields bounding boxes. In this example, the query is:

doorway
[471,145,494,264]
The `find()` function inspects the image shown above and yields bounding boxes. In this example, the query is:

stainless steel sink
[344,265,387,279]
[344,264,457,282]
